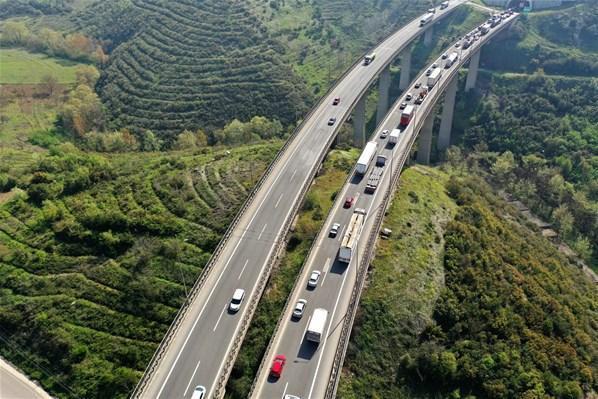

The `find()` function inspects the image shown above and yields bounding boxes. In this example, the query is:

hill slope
[78,0,310,141]
[338,169,598,398]
[0,142,279,398]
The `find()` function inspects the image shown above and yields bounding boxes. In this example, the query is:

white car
[432,62,438,69]
[229,288,245,312]
[405,92,413,100]
[329,222,341,237]
[380,129,389,139]
[191,386,206,399]
[292,299,307,319]
[284,395,301,399]
[307,271,321,288]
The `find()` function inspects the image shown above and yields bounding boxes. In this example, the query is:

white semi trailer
[355,141,378,175]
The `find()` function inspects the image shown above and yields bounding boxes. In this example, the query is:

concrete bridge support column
[376,65,391,125]
[416,112,434,165]
[438,75,458,151]
[465,49,481,91]
[424,25,434,46]
[399,48,411,90]
[353,95,367,148]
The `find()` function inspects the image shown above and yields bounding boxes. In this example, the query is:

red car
[332,97,340,105]
[343,196,354,208]
[270,354,286,378]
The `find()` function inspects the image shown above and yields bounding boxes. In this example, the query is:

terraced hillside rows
[91,0,310,142]
[0,143,279,398]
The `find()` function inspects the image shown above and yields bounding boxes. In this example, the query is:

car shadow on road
[329,259,348,275]
[296,338,318,360]
[350,174,363,185]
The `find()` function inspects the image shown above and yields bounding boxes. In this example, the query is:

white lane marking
[258,223,267,240]
[275,193,284,209]
[282,382,289,399]
[307,257,351,399]
[238,259,249,280]
[213,304,228,332]
[290,169,298,181]
[320,257,332,286]
[183,361,201,396]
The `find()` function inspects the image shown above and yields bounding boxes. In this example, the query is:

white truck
[338,209,366,263]
[355,141,378,175]
[306,308,328,343]
[389,128,401,145]
[427,67,442,87]
[420,13,433,27]
[480,23,491,35]
[444,52,458,68]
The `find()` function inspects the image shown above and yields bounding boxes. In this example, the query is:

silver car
[229,288,245,312]
[307,270,321,288]
[292,299,307,319]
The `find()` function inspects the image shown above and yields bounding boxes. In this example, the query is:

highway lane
[252,10,519,399]
[0,358,52,399]
[136,1,466,398]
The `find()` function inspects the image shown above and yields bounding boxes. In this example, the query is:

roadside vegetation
[338,166,458,398]
[226,148,359,398]
[0,142,279,398]
[339,169,597,398]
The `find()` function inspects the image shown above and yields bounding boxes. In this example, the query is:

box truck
[420,13,433,27]
[306,308,328,343]
[389,129,401,145]
[355,141,378,175]
[445,52,458,68]
[400,105,415,127]
[427,68,442,87]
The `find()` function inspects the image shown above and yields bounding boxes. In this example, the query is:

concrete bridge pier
[438,75,458,151]
[465,49,481,91]
[424,25,434,46]
[398,48,411,90]
[416,111,434,165]
[376,65,391,125]
[353,95,367,147]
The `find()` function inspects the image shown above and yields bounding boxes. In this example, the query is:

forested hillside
[72,0,310,142]
[402,176,597,398]
[339,170,597,399]
[0,142,279,398]
[449,2,598,266]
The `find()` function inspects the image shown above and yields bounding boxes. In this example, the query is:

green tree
[1,21,30,44]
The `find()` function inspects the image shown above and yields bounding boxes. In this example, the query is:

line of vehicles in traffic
[264,8,519,395]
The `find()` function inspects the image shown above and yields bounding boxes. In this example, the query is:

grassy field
[0,142,281,398]
[226,148,359,398]
[0,48,83,84]
[337,166,458,398]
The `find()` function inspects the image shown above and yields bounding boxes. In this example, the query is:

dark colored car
[343,196,354,208]
[328,117,337,126]
[332,97,340,105]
